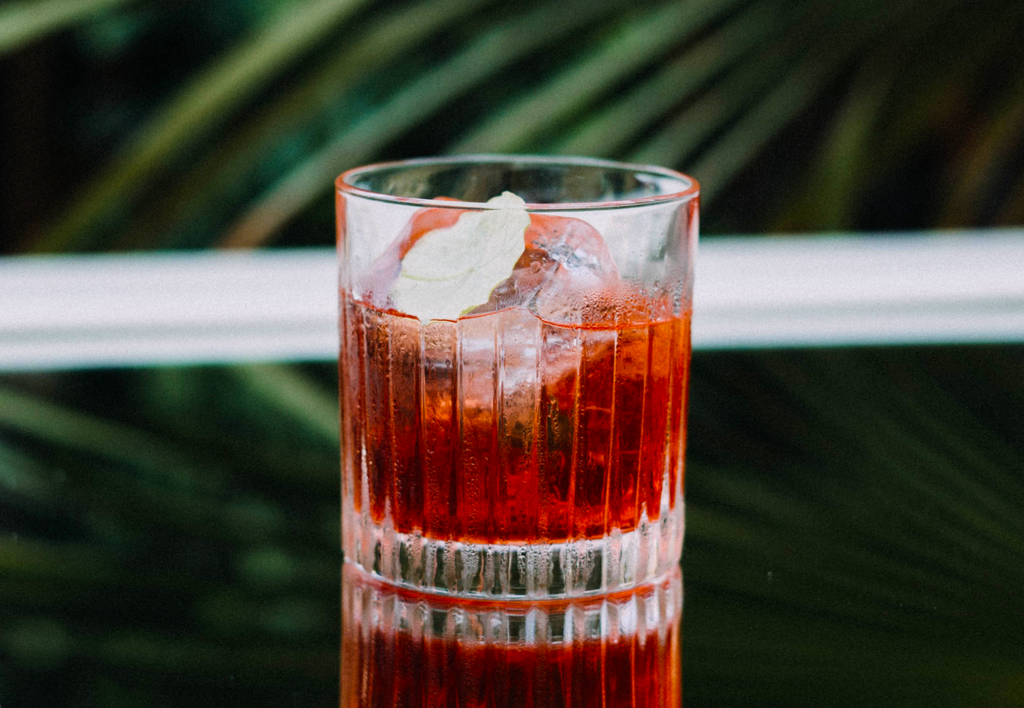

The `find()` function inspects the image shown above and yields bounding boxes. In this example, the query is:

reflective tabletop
[1,345,1021,706]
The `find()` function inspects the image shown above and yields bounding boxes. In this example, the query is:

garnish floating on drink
[389,192,530,322]
[365,191,649,325]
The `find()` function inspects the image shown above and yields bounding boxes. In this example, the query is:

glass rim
[336,154,699,211]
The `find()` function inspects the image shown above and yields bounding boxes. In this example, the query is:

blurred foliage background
[2,0,1024,252]
[1,0,1023,705]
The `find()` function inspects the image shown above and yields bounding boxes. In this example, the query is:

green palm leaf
[0,0,137,55]
[32,0,369,253]
[449,0,747,155]
[550,0,788,158]
[220,0,639,247]
[10,0,1023,249]
[119,0,495,251]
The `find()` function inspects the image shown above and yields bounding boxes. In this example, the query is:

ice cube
[474,214,623,324]
[361,205,663,326]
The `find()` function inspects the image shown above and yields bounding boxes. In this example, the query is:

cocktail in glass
[337,156,698,597]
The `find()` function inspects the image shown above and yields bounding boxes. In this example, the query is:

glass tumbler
[337,156,698,597]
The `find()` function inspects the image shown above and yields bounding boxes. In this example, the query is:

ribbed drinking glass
[337,156,698,597]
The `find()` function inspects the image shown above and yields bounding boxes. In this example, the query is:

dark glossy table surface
[1,345,1021,706]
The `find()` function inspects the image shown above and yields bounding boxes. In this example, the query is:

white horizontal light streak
[1,230,1022,371]
[692,230,1024,348]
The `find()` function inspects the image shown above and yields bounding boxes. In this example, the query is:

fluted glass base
[343,502,683,598]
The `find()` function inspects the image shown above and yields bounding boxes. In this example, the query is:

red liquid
[340,298,690,544]
[341,567,682,708]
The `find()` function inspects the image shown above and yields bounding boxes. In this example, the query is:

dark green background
[2,345,1022,705]
[3,0,1024,251]
[2,0,1023,704]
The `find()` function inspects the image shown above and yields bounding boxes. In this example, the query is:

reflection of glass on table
[341,562,682,708]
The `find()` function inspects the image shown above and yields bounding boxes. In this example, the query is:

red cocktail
[338,157,698,596]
